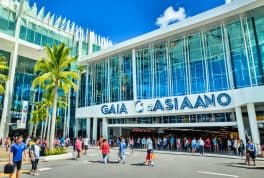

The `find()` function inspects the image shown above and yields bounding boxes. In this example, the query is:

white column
[0,4,23,138]
[247,104,260,146]
[102,118,108,139]
[132,49,137,101]
[92,118,98,141]
[0,43,19,139]
[235,107,246,145]
[86,118,91,141]
[74,120,79,138]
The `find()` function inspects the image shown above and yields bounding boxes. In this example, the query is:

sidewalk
[106,146,264,161]
[0,148,9,164]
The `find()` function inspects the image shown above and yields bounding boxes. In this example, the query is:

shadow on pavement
[130,163,147,166]
[88,160,120,164]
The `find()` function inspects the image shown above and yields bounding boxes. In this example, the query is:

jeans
[199,146,204,155]
[31,159,39,171]
[102,153,108,164]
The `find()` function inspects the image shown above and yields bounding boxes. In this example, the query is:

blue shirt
[246,143,256,154]
[10,143,27,162]
[119,142,126,154]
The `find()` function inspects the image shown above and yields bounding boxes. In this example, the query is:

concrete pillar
[74,120,79,138]
[102,118,108,139]
[132,49,137,101]
[92,118,98,142]
[247,104,260,147]
[0,3,23,138]
[235,106,246,145]
[86,118,91,142]
[0,44,19,139]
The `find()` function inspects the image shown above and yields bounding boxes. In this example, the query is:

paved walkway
[107,146,264,161]
[0,148,8,164]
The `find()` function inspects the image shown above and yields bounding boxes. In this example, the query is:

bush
[44,147,68,156]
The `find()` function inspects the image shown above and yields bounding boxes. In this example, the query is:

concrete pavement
[3,148,262,178]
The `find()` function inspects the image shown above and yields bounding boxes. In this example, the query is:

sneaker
[34,173,39,176]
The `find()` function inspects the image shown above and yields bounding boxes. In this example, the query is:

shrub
[44,147,68,156]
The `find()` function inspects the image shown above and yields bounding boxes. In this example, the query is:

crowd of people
[0,134,261,178]
[107,135,259,166]
[95,136,154,166]
[108,135,247,156]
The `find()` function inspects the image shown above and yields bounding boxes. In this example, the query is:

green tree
[0,56,8,94]
[32,43,79,149]
[31,102,46,137]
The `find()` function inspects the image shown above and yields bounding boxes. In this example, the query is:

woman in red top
[101,139,110,164]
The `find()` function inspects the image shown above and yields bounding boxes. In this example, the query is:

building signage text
[101,93,231,115]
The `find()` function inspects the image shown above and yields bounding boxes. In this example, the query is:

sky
[29,0,230,43]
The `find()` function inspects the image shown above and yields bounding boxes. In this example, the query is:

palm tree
[0,56,8,94]
[38,90,67,142]
[32,43,79,149]
[31,102,46,137]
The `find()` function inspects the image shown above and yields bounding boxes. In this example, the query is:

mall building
[76,0,264,149]
[0,0,112,139]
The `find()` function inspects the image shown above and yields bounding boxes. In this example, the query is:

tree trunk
[47,115,51,140]
[40,121,44,140]
[49,85,58,150]
[43,111,49,140]
[33,124,37,137]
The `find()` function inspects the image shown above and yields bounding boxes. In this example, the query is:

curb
[98,146,264,161]
[41,153,73,162]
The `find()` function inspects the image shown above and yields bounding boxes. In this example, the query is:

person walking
[9,136,27,178]
[191,138,197,153]
[30,138,41,176]
[75,137,82,159]
[5,137,11,152]
[198,137,205,156]
[129,137,134,155]
[145,136,154,166]
[83,137,89,155]
[246,139,256,166]
[118,138,126,164]
[100,139,110,164]
[238,139,245,158]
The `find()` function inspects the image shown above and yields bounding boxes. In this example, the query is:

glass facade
[78,52,133,107]
[0,1,109,138]
[79,7,264,107]
[11,56,37,124]
[0,50,10,113]
[108,113,235,125]
[0,6,16,36]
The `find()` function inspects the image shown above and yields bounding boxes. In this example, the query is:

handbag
[4,163,15,174]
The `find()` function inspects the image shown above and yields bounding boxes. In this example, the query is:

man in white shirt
[84,137,89,155]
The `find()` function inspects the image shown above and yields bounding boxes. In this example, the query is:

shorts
[249,152,256,160]
[13,160,22,170]
[146,149,153,160]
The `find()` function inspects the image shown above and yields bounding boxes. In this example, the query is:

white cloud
[156,6,186,28]
[225,0,232,4]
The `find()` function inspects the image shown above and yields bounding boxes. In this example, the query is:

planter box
[42,152,73,162]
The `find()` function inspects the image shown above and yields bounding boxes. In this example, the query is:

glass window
[120,53,133,101]
[136,48,152,99]
[188,33,206,94]
[153,43,168,98]
[169,39,187,96]
[205,27,229,91]
[227,21,251,88]
[110,56,120,102]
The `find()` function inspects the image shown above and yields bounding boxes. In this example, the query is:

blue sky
[30,0,228,43]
